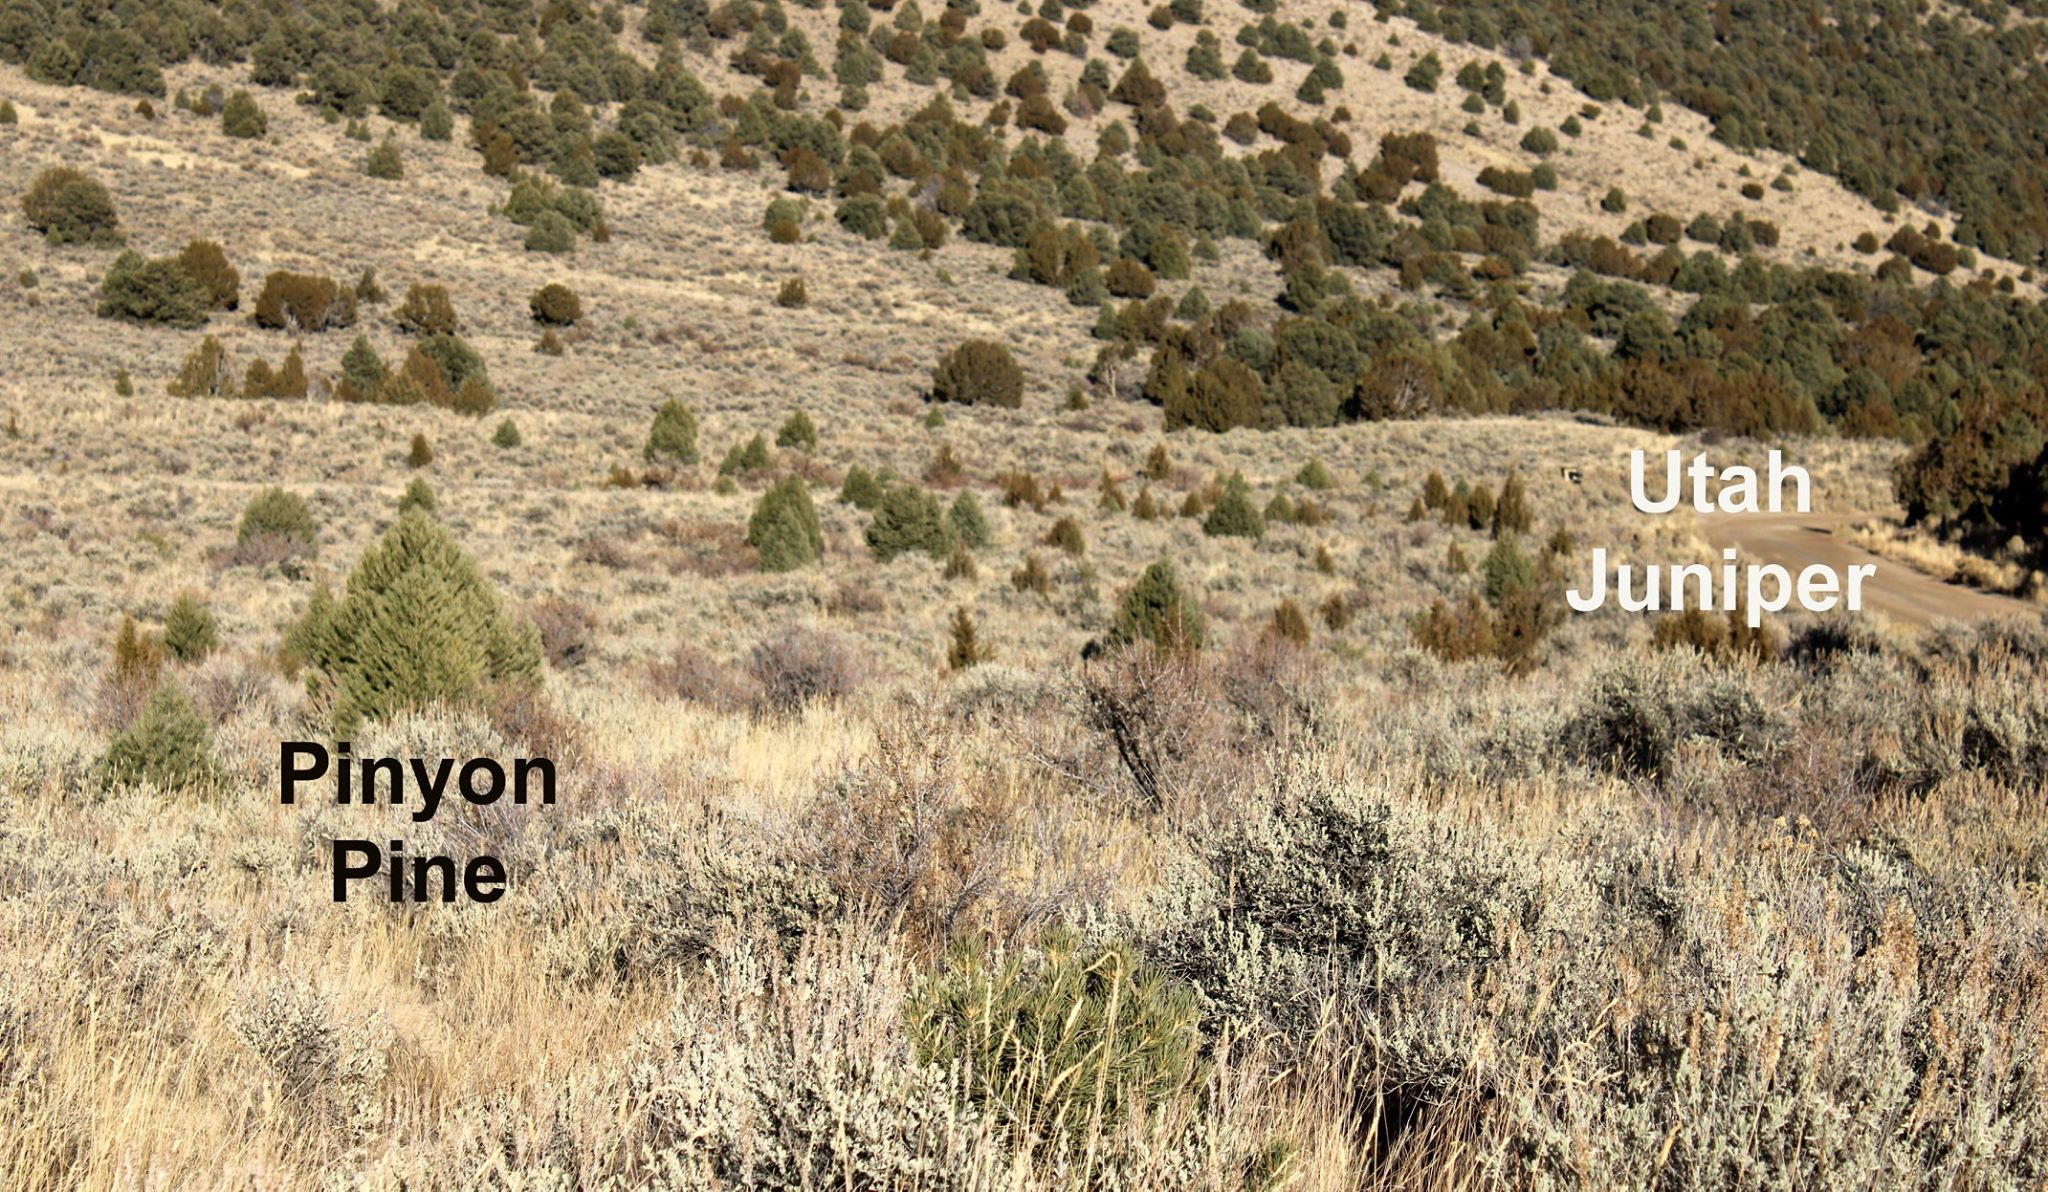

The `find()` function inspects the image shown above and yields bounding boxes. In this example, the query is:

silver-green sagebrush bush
[229,977,391,1143]
[1135,758,2048,1188]
[578,932,986,1188]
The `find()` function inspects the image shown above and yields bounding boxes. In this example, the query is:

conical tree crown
[748,476,824,571]
[1111,560,1206,650]
[102,683,214,791]
[306,512,539,736]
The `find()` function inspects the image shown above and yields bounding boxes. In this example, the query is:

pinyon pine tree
[294,511,541,736]
[1202,472,1266,539]
[866,484,954,561]
[949,490,991,548]
[101,683,214,791]
[398,477,437,516]
[776,408,818,450]
[644,399,699,463]
[839,465,884,508]
[747,476,824,571]
[1110,559,1205,650]
[162,594,219,661]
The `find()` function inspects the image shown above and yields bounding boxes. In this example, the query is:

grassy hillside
[2,1,2048,1188]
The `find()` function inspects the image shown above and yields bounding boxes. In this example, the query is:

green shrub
[523,210,577,253]
[237,487,317,557]
[98,252,207,327]
[291,511,542,737]
[1481,535,1534,605]
[866,484,954,561]
[776,277,808,307]
[765,196,805,242]
[839,465,884,509]
[835,195,889,240]
[948,490,991,548]
[932,339,1024,407]
[643,397,700,462]
[775,408,818,450]
[1403,51,1441,92]
[1202,472,1265,539]
[364,136,403,179]
[1520,126,1559,155]
[253,270,355,331]
[398,477,437,517]
[718,434,772,476]
[493,419,522,448]
[529,282,582,325]
[100,683,214,791]
[176,239,240,309]
[419,101,454,141]
[408,433,433,468]
[162,594,219,662]
[22,166,120,245]
[335,335,386,402]
[907,931,1206,1148]
[166,335,235,397]
[415,332,484,391]
[1110,559,1205,649]
[748,476,825,571]
[396,283,459,335]
[593,130,641,178]
[1296,459,1335,490]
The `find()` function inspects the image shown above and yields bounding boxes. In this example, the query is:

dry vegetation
[2,0,2048,1187]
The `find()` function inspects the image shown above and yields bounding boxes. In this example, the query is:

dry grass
[1843,518,2048,602]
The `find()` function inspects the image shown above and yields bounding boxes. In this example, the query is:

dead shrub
[799,720,1042,946]
[575,534,634,570]
[1217,633,1328,748]
[749,628,861,714]
[1079,645,1238,813]
[827,579,887,615]
[529,597,598,668]
[650,643,751,709]
[658,518,757,578]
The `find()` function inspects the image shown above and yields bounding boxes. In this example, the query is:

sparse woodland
[1,0,2047,1187]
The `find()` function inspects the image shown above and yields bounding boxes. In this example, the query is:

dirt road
[1696,511,2037,629]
